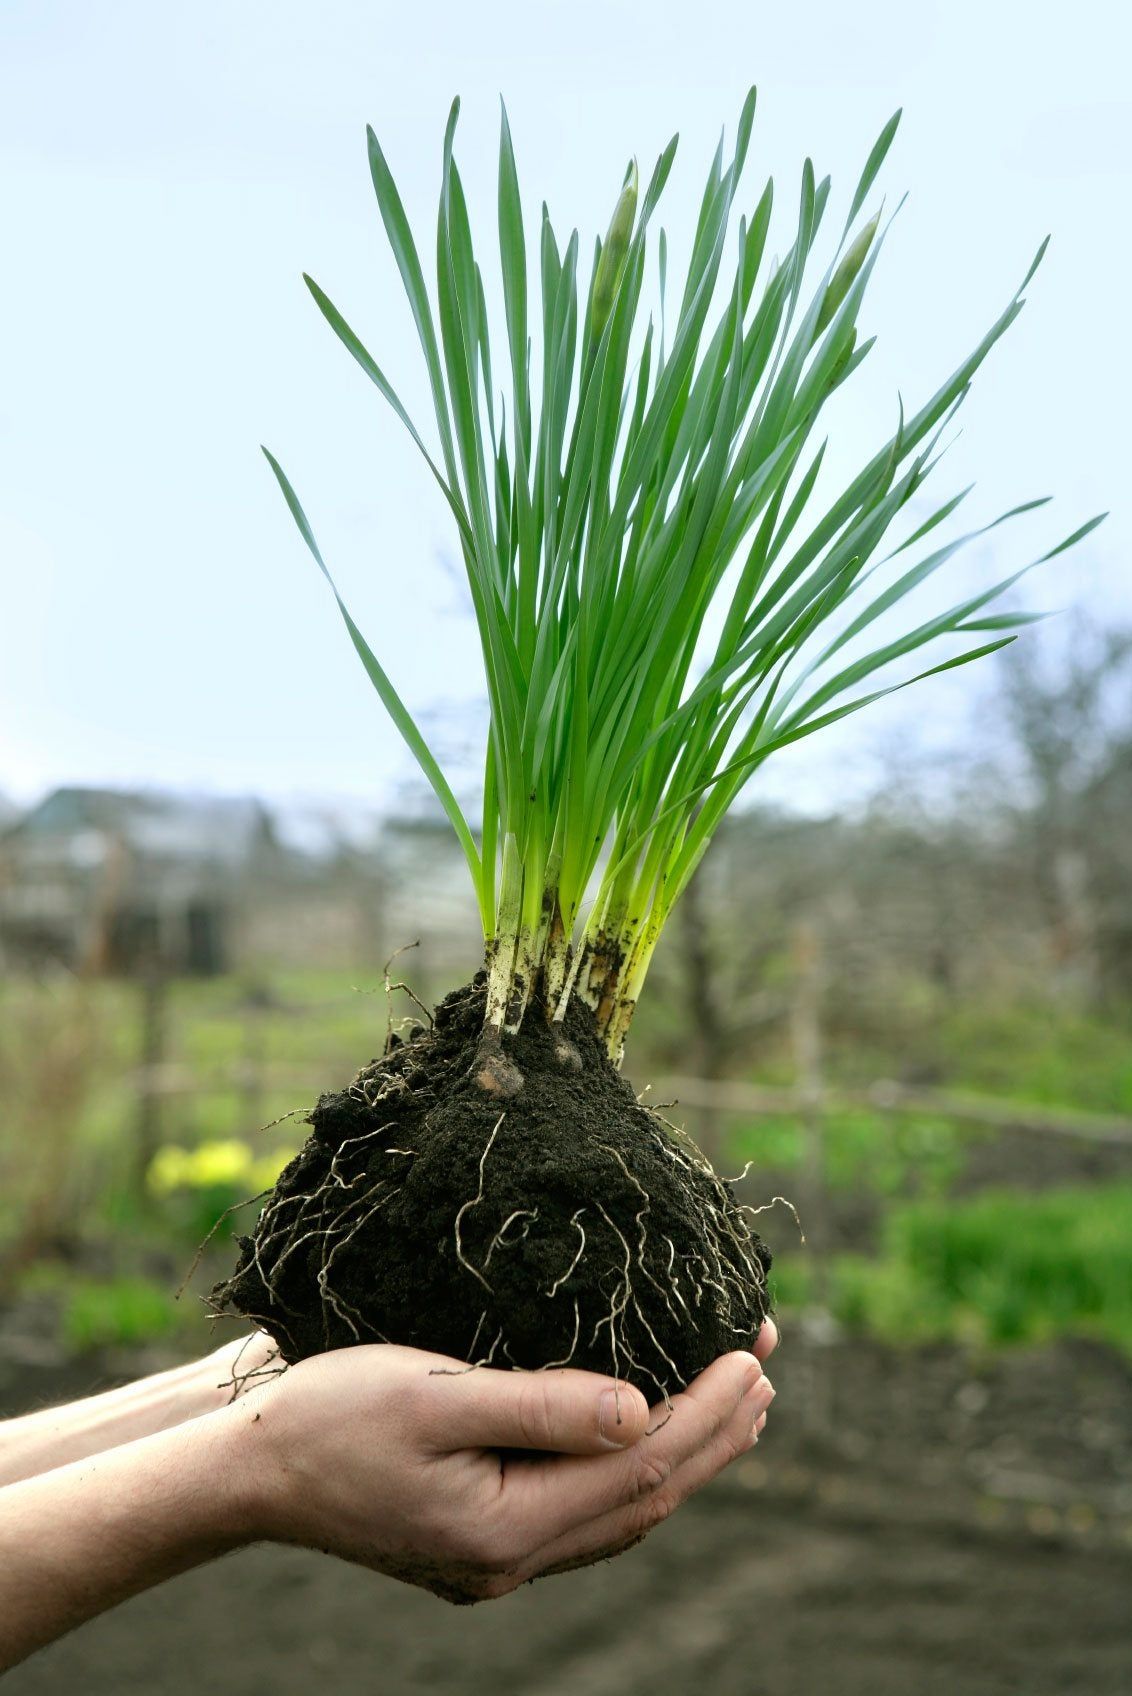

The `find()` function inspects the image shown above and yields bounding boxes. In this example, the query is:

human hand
[223,1320,778,1604]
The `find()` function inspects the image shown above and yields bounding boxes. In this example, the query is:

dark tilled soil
[218,982,769,1396]
[3,1336,1130,1696]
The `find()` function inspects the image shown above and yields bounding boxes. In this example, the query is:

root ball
[214,983,771,1399]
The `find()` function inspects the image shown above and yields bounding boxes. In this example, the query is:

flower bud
[591,160,639,340]
[816,210,880,335]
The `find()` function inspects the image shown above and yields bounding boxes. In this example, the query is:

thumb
[426,1366,651,1456]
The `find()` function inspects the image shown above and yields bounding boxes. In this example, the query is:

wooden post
[240,980,269,1134]
[679,860,727,1161]
[791,919,833,1437]
[134,961,168,1197]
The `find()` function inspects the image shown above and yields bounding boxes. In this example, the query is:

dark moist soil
[215,979,771,1399]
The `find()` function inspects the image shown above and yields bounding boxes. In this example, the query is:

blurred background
[2,2,1130,1692]
[2,625,1130,1693]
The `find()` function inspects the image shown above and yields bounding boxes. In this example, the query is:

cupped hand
[223,1320,777,1603]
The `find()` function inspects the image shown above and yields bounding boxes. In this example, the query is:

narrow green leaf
[844,108,901,234]
[261,447,483,896]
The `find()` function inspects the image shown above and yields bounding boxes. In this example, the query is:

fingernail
[599,1387,632,1447]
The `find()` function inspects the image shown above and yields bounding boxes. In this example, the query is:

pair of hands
[216,1322,778,1604]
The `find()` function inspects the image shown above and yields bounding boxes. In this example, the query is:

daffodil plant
[265,91,1102,1068]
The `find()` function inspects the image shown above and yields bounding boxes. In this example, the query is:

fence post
[134,962,168,1197]
[679,860,727,1162]
[791,918,833,1437]
[240,979,270,1133]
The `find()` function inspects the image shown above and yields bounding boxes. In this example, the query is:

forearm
[0,1410,251,1672]
[0,1339,270,1486]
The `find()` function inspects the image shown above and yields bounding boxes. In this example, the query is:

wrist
[206,1381,299,1547]
[195,1398,274,1548]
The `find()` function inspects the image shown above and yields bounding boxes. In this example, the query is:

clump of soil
[214,980,771,1399]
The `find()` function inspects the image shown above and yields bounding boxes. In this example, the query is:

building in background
[0,788,283,976]
[0,785,481,988]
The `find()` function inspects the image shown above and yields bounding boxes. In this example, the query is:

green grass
[773,1184,1132,1355]
[813,993,1132,1115]
[16,1264,194,1353]
[61,1275,188,1353]
[728,1105,971,1197]
[935,1002,1132,1115]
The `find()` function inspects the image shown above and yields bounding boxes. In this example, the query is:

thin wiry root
[176,1189,274,1300]
[429,1327,505,1375]
[453,1114,505,1293]
[351,1072,410,1110]
[598,1143,683,1330]
[317,1186,399,1342]
[467,1308,488,1360]
[630,1294,681,1389]
[738,1193,805,1243]
[590,1204,635,1382]
[663,1235,692,1318]
[483,1208,538,1270]
[221,1333,287,1403]
[326,1121,400,1188]
[379,940,433,1055]
[545,1209,587,1298]
[536,1296,582,1370]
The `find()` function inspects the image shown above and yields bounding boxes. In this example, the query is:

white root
[536,1296,582,1369]
[467,1308,488,1360]
[483,1208,539,1270]
[326,1121,400,1189]
[545,1209,587,1298]
[738,1193,805,1243]
[630,1294,681,1389]
[598,1142,683,1328]
[453,1115,505,1292]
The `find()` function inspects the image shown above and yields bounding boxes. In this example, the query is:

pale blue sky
[0,0,1126,814]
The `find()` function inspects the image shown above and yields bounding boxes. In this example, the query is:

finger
[522,1369,775,1580]
[754,1318,779,1362]
[420,1364,651,1457]
[496,1351,765,1549]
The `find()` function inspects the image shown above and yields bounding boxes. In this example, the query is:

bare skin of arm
[0,1333,279,1488]
[0,1323,776,1671]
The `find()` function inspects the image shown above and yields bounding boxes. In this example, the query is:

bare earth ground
[2,1332,1129,1695]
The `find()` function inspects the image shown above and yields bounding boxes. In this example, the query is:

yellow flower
[148,1139,297,1196]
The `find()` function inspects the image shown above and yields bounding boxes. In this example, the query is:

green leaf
[844,108,901,235]
[261,447,483,901]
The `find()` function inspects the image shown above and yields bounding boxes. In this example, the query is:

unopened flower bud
[591,160,639,340]
[816,210,880,335]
